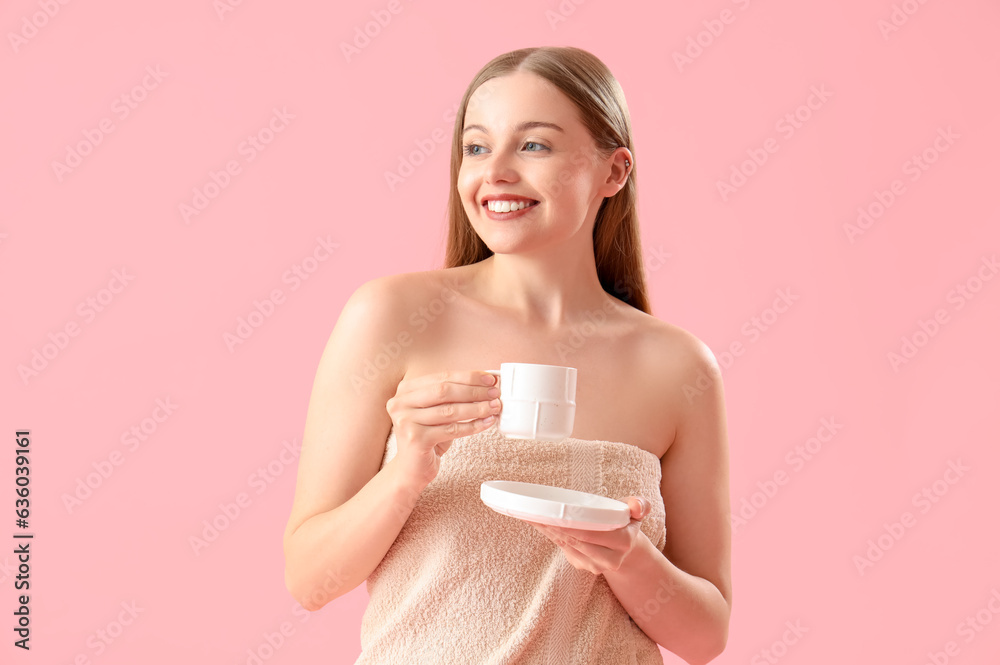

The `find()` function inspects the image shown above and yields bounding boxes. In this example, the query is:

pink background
[3,0,999,663]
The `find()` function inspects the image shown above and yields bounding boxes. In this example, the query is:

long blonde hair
[443,46,650,314]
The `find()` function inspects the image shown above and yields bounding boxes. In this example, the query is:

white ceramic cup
[484,363,577,441]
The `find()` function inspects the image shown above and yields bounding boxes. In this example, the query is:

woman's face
[458,70,610,255]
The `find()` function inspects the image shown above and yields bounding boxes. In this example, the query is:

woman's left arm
[530,339,732,665]
[611,339,732,662]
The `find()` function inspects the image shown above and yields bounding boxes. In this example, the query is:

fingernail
[482,374,496,385]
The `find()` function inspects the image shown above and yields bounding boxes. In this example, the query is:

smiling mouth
[485,200,539,213]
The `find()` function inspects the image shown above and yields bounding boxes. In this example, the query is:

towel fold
[354,422,667,664]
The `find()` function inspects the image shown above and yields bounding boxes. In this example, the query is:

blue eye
[461,141,548,157]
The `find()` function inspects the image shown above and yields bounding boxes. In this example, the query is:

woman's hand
[386,370,501,489]
[526,496,652,575]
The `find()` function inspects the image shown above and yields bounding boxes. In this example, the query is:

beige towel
[355,422,667,664]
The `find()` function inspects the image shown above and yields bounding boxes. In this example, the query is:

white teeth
[487,199,536,212]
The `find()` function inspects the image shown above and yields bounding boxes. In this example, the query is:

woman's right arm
[282,277,419,611]
[282,277,499,611]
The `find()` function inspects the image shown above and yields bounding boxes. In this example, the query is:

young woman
[283,46,732,665]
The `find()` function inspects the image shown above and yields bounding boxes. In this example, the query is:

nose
[482,143,520,185]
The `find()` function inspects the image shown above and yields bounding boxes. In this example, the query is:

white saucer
[480,480,631,531]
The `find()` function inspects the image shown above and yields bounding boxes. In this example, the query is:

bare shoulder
[339,267,470,369]
[619,308,724,445]
[346,271,421,313]
[351,268,468,310]
[623,307,720,381]
[342,270,450,337]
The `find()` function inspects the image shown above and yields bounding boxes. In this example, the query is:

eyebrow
[462,121,565,136]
